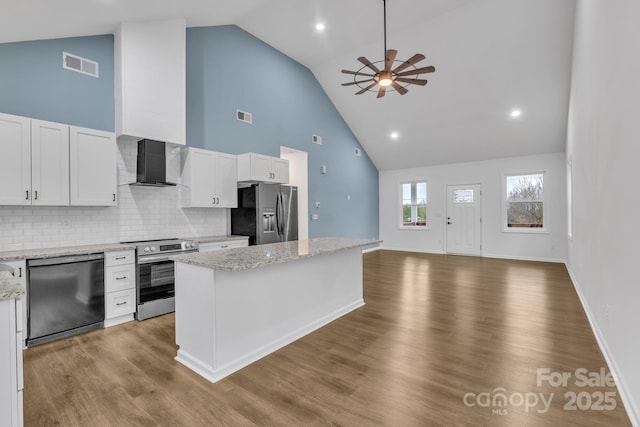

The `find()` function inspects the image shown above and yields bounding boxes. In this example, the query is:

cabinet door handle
[115,256,126,260]
[113,193,116,202]
[115,276,127,281]
[25,190,29,200]
[221,245,228,249]
[18,267,22,278]
[34,190,38,200]
[115,301,127,306]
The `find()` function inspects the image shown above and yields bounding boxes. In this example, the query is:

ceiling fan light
[378,72,393,87]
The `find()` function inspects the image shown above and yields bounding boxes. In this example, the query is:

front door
[446,184,482,255]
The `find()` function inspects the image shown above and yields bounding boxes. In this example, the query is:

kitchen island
[171,237,379,383]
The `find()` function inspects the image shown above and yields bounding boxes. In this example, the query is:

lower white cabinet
[199,239,248,252]
[104,250,136,327]
[0,297,24,427]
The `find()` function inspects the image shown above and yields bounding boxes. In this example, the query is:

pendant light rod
[383,0,388,60]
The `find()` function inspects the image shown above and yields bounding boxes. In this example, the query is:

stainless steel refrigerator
[231,184,298,245]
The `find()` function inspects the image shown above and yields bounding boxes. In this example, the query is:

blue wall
[0,35,114,132]
[0,27,379,240]
[187,25,379,239]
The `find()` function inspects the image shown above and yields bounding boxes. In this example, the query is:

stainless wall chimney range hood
[130,139,176,187]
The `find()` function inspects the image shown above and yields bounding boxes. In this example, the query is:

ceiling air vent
[236,109,252,124]
[63,52,99,78]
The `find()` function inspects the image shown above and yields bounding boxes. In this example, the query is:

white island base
[174,242,367,383]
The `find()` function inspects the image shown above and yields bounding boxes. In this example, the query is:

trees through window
[505,172,544,229]
[401,181,427,228]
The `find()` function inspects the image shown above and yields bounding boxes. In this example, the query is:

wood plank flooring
[23,250,632,426]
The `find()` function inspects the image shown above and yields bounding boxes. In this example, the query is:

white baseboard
[380,247,565,263]
[565,264,639,427]
[380,246,445,255]
[175,299,365,383]
[482,253,566,263]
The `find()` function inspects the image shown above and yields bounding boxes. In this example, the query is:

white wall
[280,147,308,240]
[0,141,227,252]
[379,152,567,262]
[566,1,640,424]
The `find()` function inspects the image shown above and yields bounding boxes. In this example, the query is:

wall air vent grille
[236,109,252,124]
[63,52,99,78]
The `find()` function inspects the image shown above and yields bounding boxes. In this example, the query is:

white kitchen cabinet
[0,297,24,427]
[237,152,289,184]
[0,113,117,207]
[1,262,26,348]
[115,19,186,145]
[0,114,69,206]
[31,119,70,206]
[0,113,31,206]
[199,239,248,252]
[104,250,136,327]
[70,126,117,206]
[181,148,238,208]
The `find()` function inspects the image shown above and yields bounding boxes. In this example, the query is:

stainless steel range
[123,238,199,320]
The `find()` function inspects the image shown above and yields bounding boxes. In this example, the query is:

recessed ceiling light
[510,109,522,118]
[390,132,399,140]
[315,23,326,31]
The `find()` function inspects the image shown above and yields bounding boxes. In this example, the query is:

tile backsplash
[0,140,227,252]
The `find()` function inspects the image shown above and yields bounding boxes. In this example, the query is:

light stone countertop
[0,243,137,262]
[0,271,25,300]
[185,235,249,244]
[171,237,381,272]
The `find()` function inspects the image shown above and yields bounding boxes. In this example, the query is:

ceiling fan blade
[391,81,408,95]
[341,69,375,77]
[392,53,426,74]
[396,65,436,77]
[377,85,387,98]
[385,49,397,72]
[395,77,428,86]
[342,79,375,87]
[357,56,380,73]
[356,82,378,95]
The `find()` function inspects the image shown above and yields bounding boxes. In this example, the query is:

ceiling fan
[341,0,436,98]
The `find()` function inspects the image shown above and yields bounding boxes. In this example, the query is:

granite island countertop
[0,243,137,262]
[171,237,381,272]
[0,271,26,300]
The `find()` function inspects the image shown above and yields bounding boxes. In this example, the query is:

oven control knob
[185,243,191,249]
[151,246,156,252]
[144,246,150,252]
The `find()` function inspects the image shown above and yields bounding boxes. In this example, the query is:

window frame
[398,180,429,230]
[502,171,548,234]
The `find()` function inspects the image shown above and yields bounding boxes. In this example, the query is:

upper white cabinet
[0,114,69,206]
[115,19,186,145]
[69,126,117,206]
[31,120,70,206]
[237,153,289,184]
[0,113,31,206]
[181,148,238,208]
[0,113,117,207]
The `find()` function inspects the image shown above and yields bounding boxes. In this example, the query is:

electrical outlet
[311,214,319,220]
[315,202,321,208]
[312,134,322,145]
[354,148,361,156]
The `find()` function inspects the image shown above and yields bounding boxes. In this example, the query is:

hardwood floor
[23,250,632,426]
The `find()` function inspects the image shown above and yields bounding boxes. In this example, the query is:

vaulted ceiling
[0,0,576,170]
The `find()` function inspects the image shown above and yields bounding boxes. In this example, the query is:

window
[400,181,427,229]
[503,172,545,231]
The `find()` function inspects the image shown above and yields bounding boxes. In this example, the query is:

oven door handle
[138,254,172,265]
[137,250,198,265]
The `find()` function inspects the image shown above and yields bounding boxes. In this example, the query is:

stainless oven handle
[137,250,198,265]
[138,254,172,264]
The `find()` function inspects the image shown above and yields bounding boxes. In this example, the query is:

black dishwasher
[27,253,105,346]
